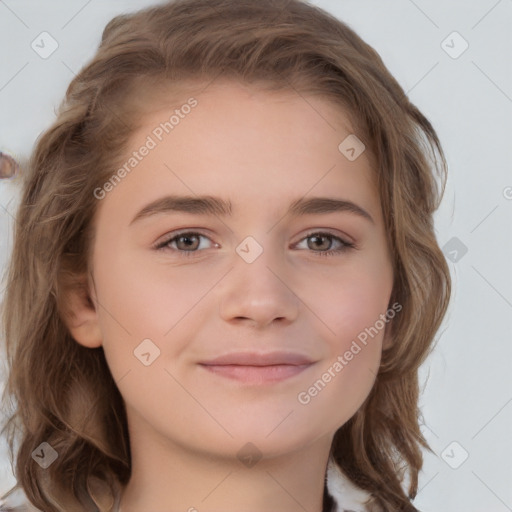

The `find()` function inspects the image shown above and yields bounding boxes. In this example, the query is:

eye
[154,231,217,257]
[294,231,355,257]
[153,230,355,258]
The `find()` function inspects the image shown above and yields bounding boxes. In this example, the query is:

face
[82,80,394,461]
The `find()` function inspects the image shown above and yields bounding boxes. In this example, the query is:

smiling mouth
[198,363,314,384]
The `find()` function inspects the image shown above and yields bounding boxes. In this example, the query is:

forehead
[129,77,365,148]
[97,79,380,224]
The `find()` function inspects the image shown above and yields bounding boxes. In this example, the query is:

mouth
[198,351,316,384]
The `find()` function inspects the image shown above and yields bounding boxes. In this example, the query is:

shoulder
[326,456,372,512]
[0,487,41,512]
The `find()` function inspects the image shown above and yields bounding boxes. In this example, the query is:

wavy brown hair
[0,0,451,510]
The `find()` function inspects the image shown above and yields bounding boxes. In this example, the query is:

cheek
[92,245,221,370]
[307,257,393,411]
[91,215,180,333]
[306,261,392,345]
[295,269,391,427]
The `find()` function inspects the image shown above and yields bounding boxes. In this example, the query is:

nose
[218,242,300,329]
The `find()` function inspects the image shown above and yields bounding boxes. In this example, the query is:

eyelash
[154,230,356,258]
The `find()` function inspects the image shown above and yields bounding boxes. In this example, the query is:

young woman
[0,0,451,510]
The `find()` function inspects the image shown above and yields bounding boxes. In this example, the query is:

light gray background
[0,1,511,511]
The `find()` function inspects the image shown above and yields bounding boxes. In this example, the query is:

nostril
[0,151,19,179]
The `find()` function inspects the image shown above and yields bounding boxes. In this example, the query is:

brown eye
[175,234,201,251]
[154,231,217,257]
[307,234,333,251]
[0,152,19,179]
[293,231,355,257]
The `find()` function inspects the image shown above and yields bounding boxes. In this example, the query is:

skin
[65,80,394,512]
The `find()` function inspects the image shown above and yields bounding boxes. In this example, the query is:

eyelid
[295,228,355,246]
[153,229,216,250]
[153,228,357,256]
[292,231,356,253]
[153,228,352,244]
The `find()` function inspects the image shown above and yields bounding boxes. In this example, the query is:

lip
[199,351,315,366]
[198,351,315,385]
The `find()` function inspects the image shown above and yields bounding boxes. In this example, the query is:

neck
[118,411,333,512]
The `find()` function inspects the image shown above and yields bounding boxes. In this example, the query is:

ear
[60,272,103,349]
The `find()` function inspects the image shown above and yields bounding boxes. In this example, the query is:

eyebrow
[129,195,374,225]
